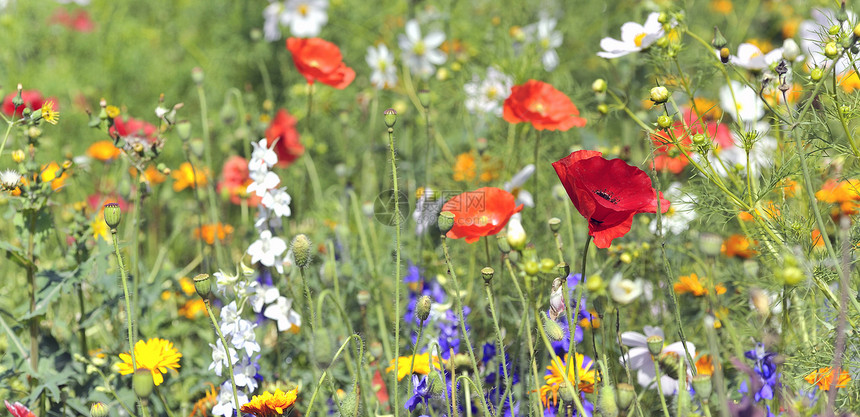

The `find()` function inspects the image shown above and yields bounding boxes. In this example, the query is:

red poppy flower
[286,37,356,89]
[552,150,670,248]
[2,90,54,118]
[4,401,34,417]
[217,156,261,207]
[49,9,95,32]
[442,187,523,243]
[265,109,304,168]
[110,116,157,143]
[503,80,586,131]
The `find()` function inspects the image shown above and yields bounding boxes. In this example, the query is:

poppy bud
[103,203,121,230]
[837,2,849,23]
[524,260,539,276]
[592,79,607,94]
[597,385,618,417]
[811,67,825,81]
[313,330,333,367]
[481,267,494,285]
[418,89,431,108]
[193,273,211,298]
[558,381,575,403]
[427,372,446,396]
[416,295,432,322]
[825,42,839,59]
[692,374,713,401]
[383,108,397,128]
[291,234,312,269]
[542,312,564,341]
[712,26,727,49]
[719,47,731,64]
[90,402,109,417]
[616,383,635,410]
[339,387,360,417]
[496,235,511,253]
[220,101,237,125]
[646,335,664,356]
[657,115,672,129]
[176,120,192,141]
[650,86,670,104]
[438,211,455,234]
[356,290,370,307]
[133,368,154,398]
[191,67,205,85]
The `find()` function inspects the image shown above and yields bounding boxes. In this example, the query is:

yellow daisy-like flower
[40,101,59,125]
[172,162,208,191]
[385,353,445,381]
[117,338,182,386]
[105,105,121,119]
[240,388,299,417]
[539,353,599,408]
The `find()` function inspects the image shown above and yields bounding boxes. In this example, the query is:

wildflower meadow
[4,0,860,416]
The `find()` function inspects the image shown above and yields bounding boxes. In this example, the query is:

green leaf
[18,270,73,321]
[0,241,34,270]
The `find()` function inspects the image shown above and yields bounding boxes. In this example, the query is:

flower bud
[616,383,635,410]
[11,149,25,164]
[781,266,805,286]
[825,42,839,59]
[592,79,607,94]
[650,86,670,104]
[291,234,312,269]
[193,273,211,299]
[356,290,370,307]
[176,120,192,141]
[90,402,109,417]
[133,368,154,398]
[837,3,849,23]
[720,47,731,64]
[558,381,575,403]
[524,260,539,276]
[543,312,564,341]
[598,385,619,417]
[191,67,205,85]
[540,258,556,273]
[692,374,713,401]
[712,26,728,49]
[855,23,860,39]
[481,267,494,285]
[438,211,455,234]
[597,104,609,115]
[646,335,664,356]
[416,295,432,322]
[811,67,825,81]
[383,108,397,128]
[103,203,121,230]
[339,387,360,417]
[699,233,723,256]
[427,372,446,396]
[557,262,570,277]
[220,101,237,125]
[418,90,431,108]
[657,115,672,129]
[506,215,526,251]
[496,235,511,253]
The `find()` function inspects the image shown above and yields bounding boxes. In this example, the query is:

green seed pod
[383,108,397,128]
[193,274,211,299]
[175,120,192,141]
[339,387,360,417]
[543,312,564,341]
[548,217,562,233]
[416,295,432,322]
[524,260,539,276]
[481,267,494,285]
[646,335,664,356]
[103,203,121,230]
[496,234,511,254]
[438,211,455,234]
[418,90,431,108]
[291,234,312,269]
[712,26,728,49]
[133,368,154,398]
[90,402,109,417]
[616,383,635,410]
[692,374,713,401]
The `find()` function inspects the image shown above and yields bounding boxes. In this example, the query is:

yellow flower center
[298,4,309,16]
[634,32,647,47]
[487,87,498,100]
[413,40,426,56]
[530,101,546,114]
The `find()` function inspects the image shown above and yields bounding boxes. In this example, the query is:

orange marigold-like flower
[696,354,714,375]
[815,179,860,215]
[722,234,757,258]
[673,273,726,297]
[539,353,598,408]
[179,299,207,319]
[194,223,234,245]
[87,140,122,161]
[805,367,851,391]
[240,388,299,417]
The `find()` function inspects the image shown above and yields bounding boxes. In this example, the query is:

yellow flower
[385,353,445,381]
[92,218,110,242]
[673,274,727,297]
[171,162,208,191]
[117,338,182,386]
[106,105,121,119]
[179,277,196,296]
[41,161,68,190]
[240,388,299,417]
[40,101,59,125]
[539,353,598,408]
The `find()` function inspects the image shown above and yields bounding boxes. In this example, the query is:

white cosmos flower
[261,187,292,218]
[263,1,283,42]
[523,17,563,71]
[398,19,447,79]
[464,66,513,117]
[719,80,764,124]
[650,182,697,235]
[264,296,302,332]
[608,273,644,305]
[731,43,783,71]
[503,164,535,208]
[248,230,287,267]
[621,326,696,396]
[366,44,398,89]
[280,0,328,38]
[597,12,664,59]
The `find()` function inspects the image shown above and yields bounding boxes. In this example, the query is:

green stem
[196,82,225,269]
[565,235,592,391]
[304,335,364,416]
[204,300,241,415]
[651,357,672,417]
[533,129,541,223]
[408,321,425,380]
[112,229,136,371]
[503,258,544,415]
[486,283,515,414]
[154,386,177,417]
[388,119,403,417]
[534,306,588,416]
[0,118,15,162]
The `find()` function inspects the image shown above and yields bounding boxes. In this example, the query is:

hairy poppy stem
[386,112,403,417]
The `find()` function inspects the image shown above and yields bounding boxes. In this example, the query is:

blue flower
[405,375,432,412]
[738,343,779,402]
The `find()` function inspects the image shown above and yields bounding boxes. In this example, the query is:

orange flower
[503,80,587,131]
[240,388,299,417]
[696,354,714,375]
[179,299,206,319]
[172,162,208,191]
[41,162,68,190]
[839,71,860,93]
[286,38,355,89]
[87,140,122,161]
[442,187,523,243]
[539,353,598,408]
[452,152,500,182]
[722,234,756,258]
[805,367,851,391]
[811,229,826,250]
[816,179,860,215]
[782,178,800,197]
[673,273,726,297]
[130,165,167,184]
[194,223,234,245]
[710,0,733,14]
